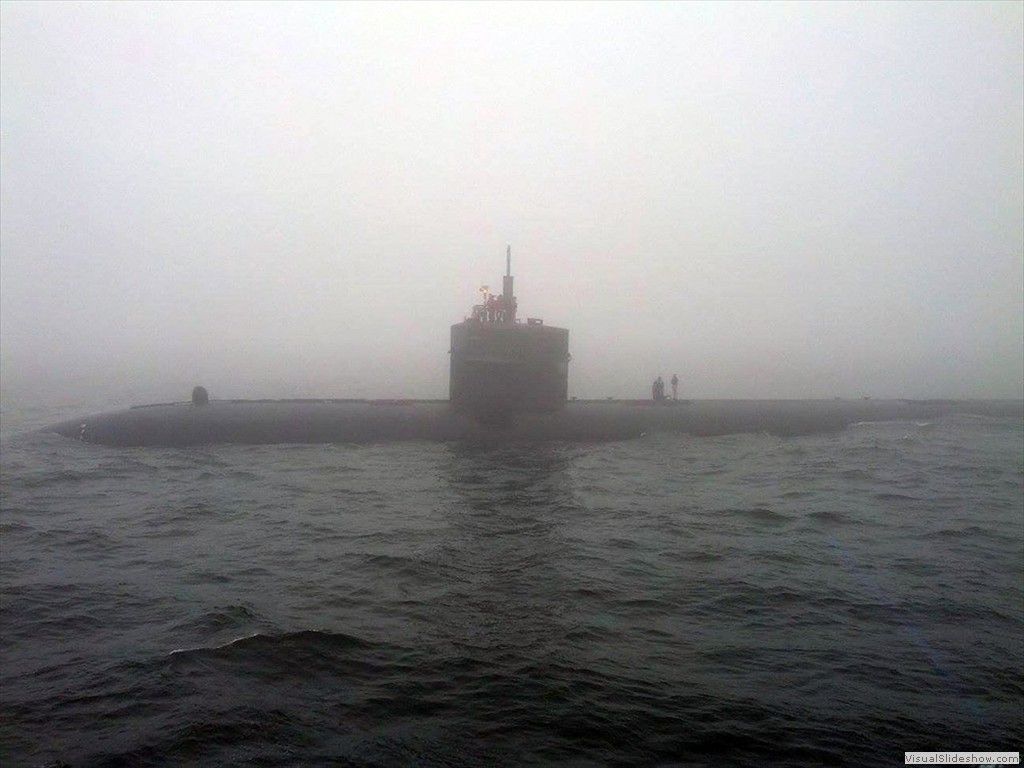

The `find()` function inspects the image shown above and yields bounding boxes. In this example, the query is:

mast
[502,245,514,301]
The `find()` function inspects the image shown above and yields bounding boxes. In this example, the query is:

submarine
[44,248,1023,447]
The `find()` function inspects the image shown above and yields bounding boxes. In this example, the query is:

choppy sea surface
[1,401,1021,767]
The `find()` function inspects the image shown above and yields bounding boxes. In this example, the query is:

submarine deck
[43,398,1023,447]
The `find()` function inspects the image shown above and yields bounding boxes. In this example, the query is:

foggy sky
[2,1,1022,406]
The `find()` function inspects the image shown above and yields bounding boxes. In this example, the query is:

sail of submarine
[449,246,570,420]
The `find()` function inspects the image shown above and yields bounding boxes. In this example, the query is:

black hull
[42,399,1022,447]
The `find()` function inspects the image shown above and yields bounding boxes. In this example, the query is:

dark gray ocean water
[1,402,1022,766]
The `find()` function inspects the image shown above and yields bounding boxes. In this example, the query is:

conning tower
[450,247,570,419]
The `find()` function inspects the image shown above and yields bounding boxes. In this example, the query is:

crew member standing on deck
[671,373,679,400]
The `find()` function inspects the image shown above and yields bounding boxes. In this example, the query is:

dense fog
[2,2,1021,407]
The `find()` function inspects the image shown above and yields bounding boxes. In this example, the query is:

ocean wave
[2,406,1020,767]
[717,507,793,524]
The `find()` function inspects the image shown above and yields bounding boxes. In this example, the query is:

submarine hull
[42,399,1022,447]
